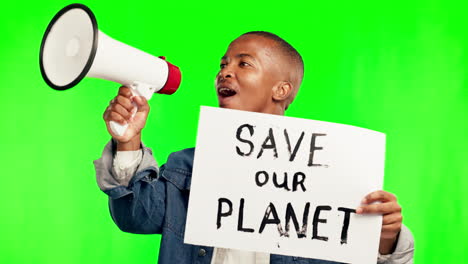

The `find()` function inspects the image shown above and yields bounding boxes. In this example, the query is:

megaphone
[39,3,181,136]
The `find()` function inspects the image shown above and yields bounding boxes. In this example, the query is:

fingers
[116,86,149,114]
[382,212,403,225]
[381,221,402,240]
[381,212,403,240]
[356,201,401,214]
[362,190,397,204]
[103,86,136,124]
[133,95,149,113]
[356,190,401,215]
[115,94,134,112]
[118,86,132,97]
[104,110,127,125]
[358,190,403,246]
[104,102,131,124]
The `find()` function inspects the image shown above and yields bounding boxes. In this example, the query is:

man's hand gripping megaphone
[103,86,150,151]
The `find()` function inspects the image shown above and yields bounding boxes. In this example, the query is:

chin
[219,103,234,109]
[218,96,249,112]
[218,99,236,110]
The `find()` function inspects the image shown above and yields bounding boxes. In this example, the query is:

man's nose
[219,65,234,79]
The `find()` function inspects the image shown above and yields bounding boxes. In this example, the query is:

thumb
[133,96,149,113]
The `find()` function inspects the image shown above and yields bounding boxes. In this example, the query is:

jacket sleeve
[93,139,166,234]
[377,224,414,264]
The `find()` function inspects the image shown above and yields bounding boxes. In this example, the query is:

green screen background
[1,0,466,263]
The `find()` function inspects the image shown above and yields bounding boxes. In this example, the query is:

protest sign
[185,106,385,263]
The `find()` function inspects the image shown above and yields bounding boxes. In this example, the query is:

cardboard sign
[185,106,385,264]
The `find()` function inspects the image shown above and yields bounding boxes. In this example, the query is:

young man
[94,32,414,263]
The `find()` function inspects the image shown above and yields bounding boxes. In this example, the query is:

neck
[263,102,285,116]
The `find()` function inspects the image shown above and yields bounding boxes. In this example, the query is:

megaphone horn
[39,3,182,136]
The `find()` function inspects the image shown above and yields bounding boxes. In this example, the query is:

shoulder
[160,148,195,191]
[164,148,195,173]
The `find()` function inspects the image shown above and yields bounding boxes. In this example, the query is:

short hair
[240,31,304,109]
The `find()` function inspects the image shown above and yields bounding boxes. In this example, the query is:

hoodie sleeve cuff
[378,224,414,264]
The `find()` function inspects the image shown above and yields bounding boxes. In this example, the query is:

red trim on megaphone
[158,60,181,95]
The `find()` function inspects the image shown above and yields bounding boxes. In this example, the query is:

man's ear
[272,81,293,102]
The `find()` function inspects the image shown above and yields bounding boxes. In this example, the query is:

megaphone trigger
[109,81,154,137]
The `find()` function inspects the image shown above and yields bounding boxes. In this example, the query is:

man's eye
[240,62,250,67]
[220,63,227,69]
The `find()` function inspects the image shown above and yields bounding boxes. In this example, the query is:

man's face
[215,35,284,114]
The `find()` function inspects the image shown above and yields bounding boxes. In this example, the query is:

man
[94,31,414,263]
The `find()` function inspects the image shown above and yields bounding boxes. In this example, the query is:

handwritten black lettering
[255,171,269,187]
[238,198,255,232]
[259,202,284,236]
[312,205,331,241]
[308,133,327,167]
[272,172,291,191]
[257,128,278,159]
[236,124,255,157]
[337,207,356,244]
[292,172,306,192]
[285,202,310,238]
[284,129,305,162]
[217,198,233,229]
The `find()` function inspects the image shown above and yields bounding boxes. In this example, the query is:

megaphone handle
[109,82,154,137]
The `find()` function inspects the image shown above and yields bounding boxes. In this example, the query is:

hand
[103,86,150,150]
[356,190,402,254]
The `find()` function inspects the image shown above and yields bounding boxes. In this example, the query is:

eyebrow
[221,53,256,61]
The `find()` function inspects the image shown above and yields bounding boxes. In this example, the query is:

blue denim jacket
[95,141,412,264]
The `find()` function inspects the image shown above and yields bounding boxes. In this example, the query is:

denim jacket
[94,140,414,264]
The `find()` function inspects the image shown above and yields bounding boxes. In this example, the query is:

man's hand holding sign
[358,190,403,255]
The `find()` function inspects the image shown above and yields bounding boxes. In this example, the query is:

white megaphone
[39,3,181,136]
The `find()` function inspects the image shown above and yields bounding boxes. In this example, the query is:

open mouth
[217,87,237,97]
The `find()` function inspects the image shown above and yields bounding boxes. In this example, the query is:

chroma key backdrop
[0,0,466,263]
